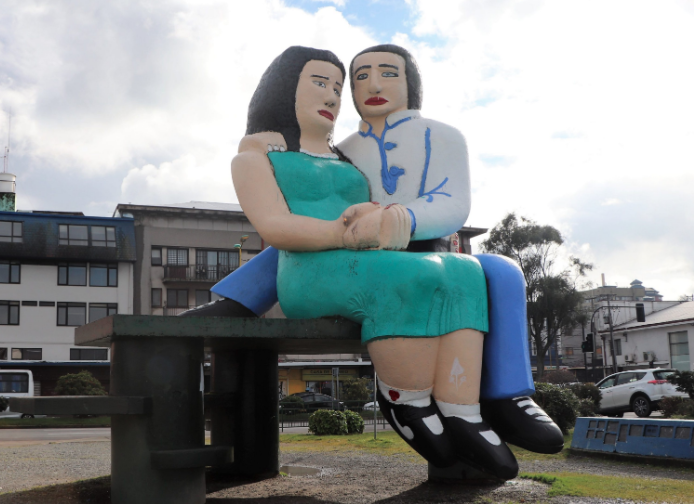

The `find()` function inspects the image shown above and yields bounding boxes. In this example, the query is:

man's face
[352,52,408,120]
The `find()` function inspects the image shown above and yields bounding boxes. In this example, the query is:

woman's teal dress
[271,151,489,344]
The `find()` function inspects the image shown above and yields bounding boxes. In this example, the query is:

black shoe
[442,414,519,480]
[178,298,257,318]
[480,396,564,454]
[376,390,456,468]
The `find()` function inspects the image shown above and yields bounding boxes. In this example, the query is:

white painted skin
[449,356,467,391]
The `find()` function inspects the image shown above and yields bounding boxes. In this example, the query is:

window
[0,348,7,360]
[58,263,87,286]
[669,331,690,372]
[91,226,116,247]
[614,339,622,356]
[0,221,22,243]
[21,301,37,306]
[151,247,162,266]
[196,289,211,307]
[195,249,237,280]
[151,288,162,308]
[11,348,42,360]
[0,301,19,325]
[90,264,118,287]
[564,347,574,356]
[70,348,108,360]
[39,301,55,307]
[0,261,20,283]
[89,303,118,322]
[57,302,86,326]
[0,372,29,392]
[59,224,89,246]
[167,289,188,308]
[167,248,188,266]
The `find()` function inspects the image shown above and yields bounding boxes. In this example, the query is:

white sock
[435,400,483,423]
[377,377,432,408]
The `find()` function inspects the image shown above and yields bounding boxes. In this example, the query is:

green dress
[271,151,489,344]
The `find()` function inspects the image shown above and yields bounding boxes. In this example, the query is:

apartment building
[0,210,135,394]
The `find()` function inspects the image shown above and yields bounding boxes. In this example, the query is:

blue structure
[572,417,694,460]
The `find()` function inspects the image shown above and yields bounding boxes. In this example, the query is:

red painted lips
[365,97,389,106]
[318,109,334,121]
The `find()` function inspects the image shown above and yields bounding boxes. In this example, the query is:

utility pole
[606,296,618,373]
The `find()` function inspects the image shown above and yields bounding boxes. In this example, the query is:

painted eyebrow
[354,64,372,74]
[311,74,342,87]
[379,64,399,70]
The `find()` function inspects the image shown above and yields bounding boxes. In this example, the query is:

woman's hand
[238,132,287,154]
[340,202,383,250]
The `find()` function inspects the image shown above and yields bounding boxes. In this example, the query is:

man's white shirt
[338,109,471,241]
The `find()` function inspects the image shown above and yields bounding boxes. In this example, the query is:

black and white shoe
[438,404,519,481]
[480,396,564,454]
[376,390,457,468]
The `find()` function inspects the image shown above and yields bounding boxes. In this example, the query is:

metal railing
[163,306,196,317]
[278,399,388,431]
[163,265,235,283]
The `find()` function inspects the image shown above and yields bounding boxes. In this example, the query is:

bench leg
[210,349,279,479]
[110,337,206,504]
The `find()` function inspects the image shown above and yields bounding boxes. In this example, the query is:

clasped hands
[239,131,411,251]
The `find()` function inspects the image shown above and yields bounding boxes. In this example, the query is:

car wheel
[21,414,34,419]
[631,395,651,418]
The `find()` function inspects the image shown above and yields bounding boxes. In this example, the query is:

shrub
[569,383,601,406]
[0,396,8,412]
[577,398,598,417]
[308,410,348,435]
[540,370,577,386]
[344,409,364,434]
[669,400,694,419]
[659,396,687,418]
[54,370,107,396]
[532,382,580,434]
[667,371,694,400]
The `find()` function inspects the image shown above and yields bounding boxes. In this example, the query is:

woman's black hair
[349,44,422,115]
[246,46,346,152]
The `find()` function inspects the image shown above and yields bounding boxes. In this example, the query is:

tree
[54,370,107,396]
[481,213,592,379]
[667,370,694,400]
[340,377,371,406]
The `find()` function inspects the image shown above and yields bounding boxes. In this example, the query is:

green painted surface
[0,192,15,212]
[270,151,489,344]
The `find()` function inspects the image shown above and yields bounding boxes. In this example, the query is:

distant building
[0,210,135,394]
[113,202,262,316]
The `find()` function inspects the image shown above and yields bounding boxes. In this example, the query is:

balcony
[163,265,235,283]
[163,306,196,317]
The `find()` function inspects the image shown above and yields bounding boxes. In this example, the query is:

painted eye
[382,71,398,78]
[356,73,368,80]
[313,80,326,88]
[334,88,341,97]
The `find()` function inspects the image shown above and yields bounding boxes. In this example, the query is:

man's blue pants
[211,248,534,400]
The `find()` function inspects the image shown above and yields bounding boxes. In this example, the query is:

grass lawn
[0,416,111,428]
[521,472,694,504]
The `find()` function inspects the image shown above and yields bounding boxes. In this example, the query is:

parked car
[280,392,345,412]
[595,368,688,417]
[362,401,380,411]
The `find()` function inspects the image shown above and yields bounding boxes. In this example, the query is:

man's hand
[378,204,411,250]
[238,132,287,154]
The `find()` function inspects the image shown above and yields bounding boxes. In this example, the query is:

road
[0,428,111,447]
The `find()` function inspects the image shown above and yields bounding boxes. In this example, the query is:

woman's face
[295,60,343,141]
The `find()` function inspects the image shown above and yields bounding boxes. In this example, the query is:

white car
[362,401,380,411]
[596,368,688,417]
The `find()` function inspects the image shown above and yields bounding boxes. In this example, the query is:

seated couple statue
[182,45,564,480]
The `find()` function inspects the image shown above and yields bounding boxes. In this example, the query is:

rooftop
[612,301,694,332]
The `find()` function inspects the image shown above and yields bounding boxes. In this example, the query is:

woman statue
[232,46,518,479]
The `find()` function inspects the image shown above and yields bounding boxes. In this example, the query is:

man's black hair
[349,44,422,116]
[246,46,346,152]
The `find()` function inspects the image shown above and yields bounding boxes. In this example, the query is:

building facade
[0,211,135,394]
[113,202,262,316]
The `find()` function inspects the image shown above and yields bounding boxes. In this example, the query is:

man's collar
[359,109,421,133]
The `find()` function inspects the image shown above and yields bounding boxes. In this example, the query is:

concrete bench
[11,314,362,504]
[571,417,694,460]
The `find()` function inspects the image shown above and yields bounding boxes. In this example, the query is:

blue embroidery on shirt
[384,142,397,151]
[417,127,451,202]
[359,117,412,195]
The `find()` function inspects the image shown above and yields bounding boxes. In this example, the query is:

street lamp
[233,235,249,269]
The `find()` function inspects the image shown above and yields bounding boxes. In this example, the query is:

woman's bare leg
[367,337,439,391]
[433,329,483,404]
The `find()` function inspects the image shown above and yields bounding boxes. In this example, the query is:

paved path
[0,428,111,447]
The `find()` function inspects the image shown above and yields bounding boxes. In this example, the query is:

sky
[1,0,693,299]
